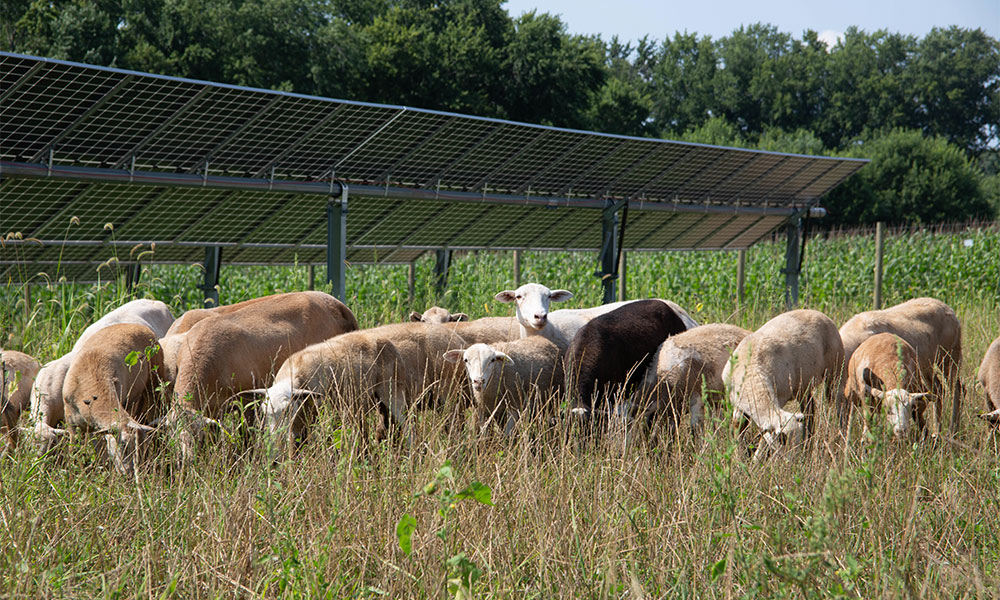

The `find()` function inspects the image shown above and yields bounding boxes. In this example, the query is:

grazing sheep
[565,300,689,423]
[409,306,469,324]
[163,291,358,461]
[977,336,1000,427]
[723,310,844,459]
[248,333,411,456]
[28,299,174,451]
[443,336,563,435]
[1,349,41,452]
[638,324,751,437]
[839,297,962,432]
[62,324,165,474]
[844,333,933,438]
[249,322,467,454]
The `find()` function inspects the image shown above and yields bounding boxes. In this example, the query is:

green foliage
[397,460,493,598]
[825,129,991,226]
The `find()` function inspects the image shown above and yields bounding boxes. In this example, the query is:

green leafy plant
[396,461,493,598]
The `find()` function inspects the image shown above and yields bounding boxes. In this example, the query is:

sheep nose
[85,395,95,405]
[472,379,483,390]
[533,313,547,323]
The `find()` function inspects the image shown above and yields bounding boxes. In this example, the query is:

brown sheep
[839,297,962,432]
[844,333,934,438]
[1,349,41,452]
[62,324,165,473]
[164,291,358,461]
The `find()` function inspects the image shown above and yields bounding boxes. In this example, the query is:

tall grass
[1,225,999,598]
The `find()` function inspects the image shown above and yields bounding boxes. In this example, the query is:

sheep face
[495,283,572,331]
[871,388,927,438]
[410,307,469,324]
[761,412,806,451]
[444,345,513,393]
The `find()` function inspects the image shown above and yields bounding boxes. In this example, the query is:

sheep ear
[495,290,516,303]
[909,392,930,401]
[868,387,885,399]
[409,311,424,322]
[442,350,465,363]
[290,389,322,401]
[979,410,1000,424]
[861,367,879,388]
[549,290,573,302]
[449,313,469,322]
[495,351,514,365]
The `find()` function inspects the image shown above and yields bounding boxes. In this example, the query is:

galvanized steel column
[599,200,621,304]
[434,249,451,296]
[783,216,802,309]
[327,186,348,301]
[200,246,222,307]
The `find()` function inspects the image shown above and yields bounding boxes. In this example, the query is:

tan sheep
[28,298,174,451]
[977,336,1000,427]
[638,324,750,437]
[164,291,358,461]
[839,297,962,432]
[62,324,165,474]
[1,349,41,452]
[844,333,934,438]
[723,310,844,459]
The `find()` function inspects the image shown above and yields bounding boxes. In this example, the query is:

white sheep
[444,336,563,435]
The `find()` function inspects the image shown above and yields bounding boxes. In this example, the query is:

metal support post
[737,249,747,304]
[327,186,348,301]
[307,264,315,291]
[617,250,627,302]
[513,250,522,288]
[408,262,416,303]
[434,249,451,296]
[874,222,884,310]
[782,216,802,309]
[200,246,222,307]
[598,200,625,304]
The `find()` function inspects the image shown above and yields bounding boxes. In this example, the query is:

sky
[502,0,999,46]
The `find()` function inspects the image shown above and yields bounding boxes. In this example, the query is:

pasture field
[1,223,999,598]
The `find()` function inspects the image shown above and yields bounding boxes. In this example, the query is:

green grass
[2,224,999,598]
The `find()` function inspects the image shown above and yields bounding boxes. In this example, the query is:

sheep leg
[689,391,705,438]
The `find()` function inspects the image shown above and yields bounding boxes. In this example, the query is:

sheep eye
[463,358,468,363]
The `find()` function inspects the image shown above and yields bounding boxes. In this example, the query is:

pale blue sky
[502,0,999,45]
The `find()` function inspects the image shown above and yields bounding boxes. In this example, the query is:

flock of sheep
[2,283,1000,473]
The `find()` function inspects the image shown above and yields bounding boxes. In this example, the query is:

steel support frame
[434,249,451,296]
[598,199,627,304]
[782,213,803,309]
[327,185,348,301]
[200,246,222,307]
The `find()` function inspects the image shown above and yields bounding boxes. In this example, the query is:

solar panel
[0,52,868,283]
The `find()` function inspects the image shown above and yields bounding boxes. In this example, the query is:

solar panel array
[0,52,867,283]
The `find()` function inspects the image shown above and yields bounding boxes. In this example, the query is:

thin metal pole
[617,250,627,302]
[513,250,521,288]
[408,262,415,304]
[307,264,315,291]
[874,222,884,310]
[737,249,747,304]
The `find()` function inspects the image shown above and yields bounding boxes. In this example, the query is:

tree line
[3,0,998,226]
